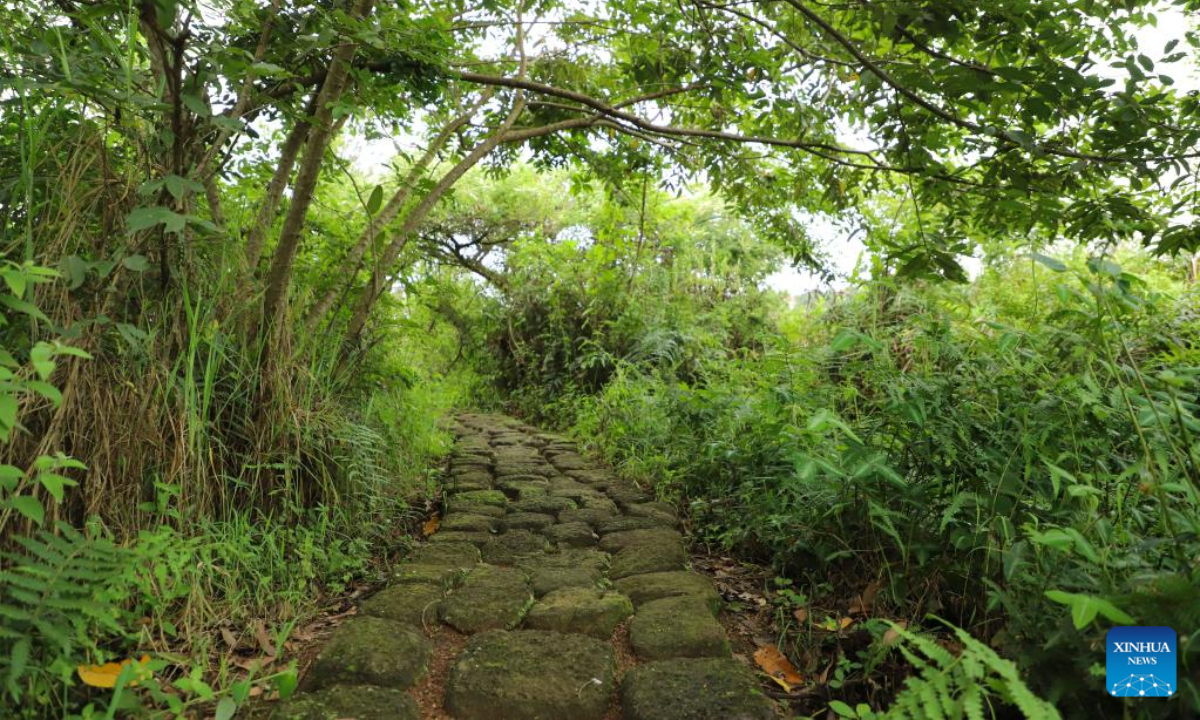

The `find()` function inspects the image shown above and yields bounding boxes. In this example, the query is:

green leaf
[2,269,27,298]
[0,395,17,433]
[0,296,50,323]
[829,700,858,718]
[1044,591,1134,629]
[59,256,89,290]
[123,255,151,272]
[37,472,76,503]
[7,496,45,525]
[1030,253,1067,272]
[214,697,237,720]
[367,184,385,214]
[126,207,186,234]
[30,344,55,380]
[25,381,62,407]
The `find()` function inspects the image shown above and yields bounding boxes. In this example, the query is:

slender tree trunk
[303,97,490,332]
[258,0,374,336]
[342,98,526,343]
[243,92,317,281]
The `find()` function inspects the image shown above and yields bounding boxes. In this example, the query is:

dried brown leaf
[753,645,804,692]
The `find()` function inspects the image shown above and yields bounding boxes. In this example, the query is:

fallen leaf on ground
[254,620,277,656]
[753,645,804,692]
[232,654,276,672]
[220,627,238,650]
[423,514,440,536]
[78,655,152,688]
[839,616,854,631]
[793,607,808,623]
[882,620,908,646]
[848,579,881,616]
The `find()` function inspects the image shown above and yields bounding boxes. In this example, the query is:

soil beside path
[271,413,780,720]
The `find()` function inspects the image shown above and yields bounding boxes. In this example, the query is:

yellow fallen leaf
[882,620,908,646]
[422,514,440,536]
[839,616,855,631]
[753,645,804,692]
[77,655,151,688]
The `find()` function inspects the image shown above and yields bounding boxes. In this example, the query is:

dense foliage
[2,0,1199,716]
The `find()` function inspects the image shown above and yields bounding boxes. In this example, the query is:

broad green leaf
[7,495,45,525]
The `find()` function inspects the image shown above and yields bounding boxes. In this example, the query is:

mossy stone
[448,489,508,507]
[440,565,532,633]
[620,658,774,720]
[305,617,430,690]
[359,583,443,628]
[440,513,499,533]
[495,462,555,478]
[596,516,671,535]
[410,542,481,567]
[605,485,653,507]
[446,630,615,720]
[496,479,550,499]
[613,572,721,614]
[502,512,556,532]
[526,566,601,596]
[558,507,615,529]
[481,529,549,564]
[628,596,731,660]
[512,496,577,515]
[444,479,493,495]
[550,454,589,471]
[625,502,678,526]
[445,500,506,518]
[428,530,493,546]
[392,563,466,587]
[525,588,634,639]
[517,549,607,596]
[544,521,597,548]
[272,685,419,720]
[599,528,685,553]
[575,494,620,514]
[608,539,687,579]
[566,469,615,486]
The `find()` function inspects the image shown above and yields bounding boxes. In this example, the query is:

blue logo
[1107,626,1176,697]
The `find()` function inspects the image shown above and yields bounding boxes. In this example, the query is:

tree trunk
[243,95,316,280]
[341,98,526,343]
[258,0,374,337]
[303,97,490,332]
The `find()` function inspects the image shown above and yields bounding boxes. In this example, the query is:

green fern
[879,622,1061,720]
[0,522,131,713]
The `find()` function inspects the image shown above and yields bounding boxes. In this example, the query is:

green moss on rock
[525,587,633,638]
[305,617,430,691]
[628,596,731,660]
[613,572,721,615]
[620,658,774,720]
[558,507,615,529]
[272,684,419,720]
[608,539,687,579]
[440,513,499,533]
[512,496,577,515]
[411,542,481,567]
[502,512,556,532]
[440,564,532,633]
[359,583,443,628]
[429,530,493,546]
[481,529,549,564]
[544,521,597,548]
[445,630,615,720]
[599,528,685,553]
[596,516,670,535]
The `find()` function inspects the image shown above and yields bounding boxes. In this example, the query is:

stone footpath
[275,413,776,720]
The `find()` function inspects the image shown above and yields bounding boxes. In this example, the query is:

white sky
[343,5,1198,297]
